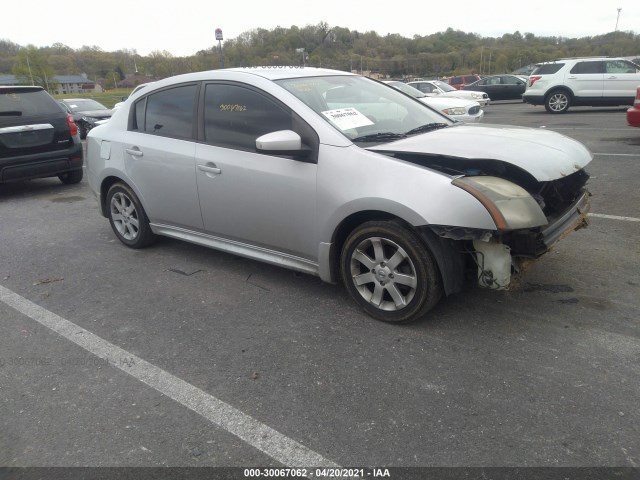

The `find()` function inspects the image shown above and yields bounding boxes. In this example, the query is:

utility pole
[615,8,622,31]
[26,55,34,86]
[215,28,224,68]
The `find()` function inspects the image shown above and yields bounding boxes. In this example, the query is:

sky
[3,0,639,57]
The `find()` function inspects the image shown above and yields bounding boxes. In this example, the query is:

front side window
[203,83,292,151]
[606,60,639,74]
[136,84,197,139]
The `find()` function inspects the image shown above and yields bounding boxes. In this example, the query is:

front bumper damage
[427,187,591,292]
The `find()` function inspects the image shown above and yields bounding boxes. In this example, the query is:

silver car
[86,67,591,323]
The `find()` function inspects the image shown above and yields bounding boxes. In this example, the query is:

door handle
[125,147,143,157]
[198,163,222,175]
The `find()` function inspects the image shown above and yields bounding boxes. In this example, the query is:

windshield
[431,81,457,92]
[276,75,452,142]
[62,99,108,112]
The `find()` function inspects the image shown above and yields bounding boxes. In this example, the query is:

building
[0,74,102,94]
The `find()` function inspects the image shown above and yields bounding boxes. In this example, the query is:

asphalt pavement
[1,102,639,477]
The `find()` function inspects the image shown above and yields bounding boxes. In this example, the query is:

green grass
[54,89,133,109]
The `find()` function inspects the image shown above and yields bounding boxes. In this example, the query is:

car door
[194,82,318,260]
[499,75,527,100]
[478,77,501,99]
[603,60,640,100]
[122,83,203,230]
[565,61,604,99]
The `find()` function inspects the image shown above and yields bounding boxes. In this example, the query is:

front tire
[545,91,571,113]
[340,221,442,323]
[106,182,156,248]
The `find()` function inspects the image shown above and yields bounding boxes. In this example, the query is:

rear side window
[569,61,604,74]
[0,88,63,117]
[450,77,462,85]
[134,84,197,139]
[531,63,565,75]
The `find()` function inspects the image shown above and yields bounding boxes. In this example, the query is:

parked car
[58,98,113,139]
[86,67,591,323]
[112,82,152,111]
[408,80,490,107]
[463,75,528,100]
[385,81,483,123]
[628,86,640,127]
[447,74,482,90]
[0,86,83,184]
[523,57,640,113]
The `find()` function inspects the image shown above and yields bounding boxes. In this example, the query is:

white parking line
[0,284,339,468]
[593,153,640,157]
[589,213,640,222]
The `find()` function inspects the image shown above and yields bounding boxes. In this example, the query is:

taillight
[529,76,542,87]
[635,88,640,105]
[66,113,78,137]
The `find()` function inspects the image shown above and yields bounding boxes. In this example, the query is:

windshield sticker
[322,108,374,130]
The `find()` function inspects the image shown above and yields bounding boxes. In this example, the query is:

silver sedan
[86,67,591,323]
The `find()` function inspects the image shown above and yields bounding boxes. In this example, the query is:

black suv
[0,86,84,184]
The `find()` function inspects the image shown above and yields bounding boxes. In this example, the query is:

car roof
[226,67,354,80]
[541,57,623,64]
[149,67,356,87]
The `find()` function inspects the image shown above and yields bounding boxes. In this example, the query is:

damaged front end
[412,156,591,291]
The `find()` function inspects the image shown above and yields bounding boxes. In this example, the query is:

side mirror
[256,130,311,158]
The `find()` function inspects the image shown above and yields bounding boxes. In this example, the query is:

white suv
[523,57,640,113]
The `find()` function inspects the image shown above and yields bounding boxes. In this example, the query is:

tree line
[2,23,639,89]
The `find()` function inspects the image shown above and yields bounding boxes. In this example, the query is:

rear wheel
[340,221,442,323]
[58,169,83,184]
[106,183,156,248]
[545,91,571,113]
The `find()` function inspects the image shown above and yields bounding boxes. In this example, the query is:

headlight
[471,93,482,99]
[452,176,548,230]
[442,107,467,116]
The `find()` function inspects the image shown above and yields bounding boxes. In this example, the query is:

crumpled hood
[368,124,592,181]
